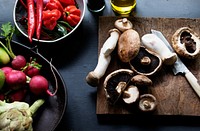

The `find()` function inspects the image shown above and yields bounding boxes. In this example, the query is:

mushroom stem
[143,100,151,109]
[86,29,120,87]
[141,56,151,65]
[101,29,121,56]
[142,34,177,65]
[122,85,139,104]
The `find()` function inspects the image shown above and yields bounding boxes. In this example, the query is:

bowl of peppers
[13,0,86,43]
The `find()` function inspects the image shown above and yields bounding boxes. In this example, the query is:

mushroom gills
[103,69,134,104]
[180,31,196,53]
[129,46,162,76]
[172,27,200,59]
[139,94,157,112]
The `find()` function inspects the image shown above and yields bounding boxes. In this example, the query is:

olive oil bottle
[110,0,136,14]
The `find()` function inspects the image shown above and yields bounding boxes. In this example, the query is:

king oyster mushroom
[86,29,121,87]
[129,46,162,76]
[171,27,200,59]
[103,69,139,104]
[142,33,177,65]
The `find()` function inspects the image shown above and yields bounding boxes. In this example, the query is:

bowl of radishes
[13,0,86,43]
[0,22,67,131]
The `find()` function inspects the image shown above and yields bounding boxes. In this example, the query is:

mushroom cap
[131,74,153,86]
[129,46,162,76]
[114,18,133,32]
[171,27,200,59]
[103,69,134,104]
[139,94,157,112]
[118,29,141,63]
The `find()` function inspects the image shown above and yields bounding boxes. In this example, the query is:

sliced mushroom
[122,85,139,104]
[131,74,153,86]
[129,46,162,76]
[139,94,157,112]
[103,69,134,104]
[114,18,133,32]
[171,27,200,59]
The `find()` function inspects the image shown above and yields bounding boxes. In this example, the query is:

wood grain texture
[97,16,200,116]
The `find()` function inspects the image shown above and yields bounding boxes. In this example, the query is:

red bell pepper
[42,9,62,30]
[63,5,81,26]
[45,0,64,12]
[58,0,75,7]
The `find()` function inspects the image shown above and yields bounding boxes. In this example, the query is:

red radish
[29,75,54,96]
[23,58,42,77]
[7,89,27,102]
[1,66,13,76]
[24,66,40,77]
[6,70,27,90]
[0,94,4,100]
[11,55,27,70]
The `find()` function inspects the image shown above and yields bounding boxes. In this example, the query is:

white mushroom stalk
[142,34,177,65]
[122,85,139,104]
[86,29,121,87]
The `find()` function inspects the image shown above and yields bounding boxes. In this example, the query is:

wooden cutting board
[97,16,200,116]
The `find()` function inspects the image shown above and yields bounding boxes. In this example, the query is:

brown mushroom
[118,29,141,63]
[103,69,134,104]
[131,74,153,86]
[122,85,139,104]
[171,27,200,59]
[114,18,133,32]
[139,94,157,112]
[129,46,162,76]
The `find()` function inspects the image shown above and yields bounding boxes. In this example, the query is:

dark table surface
[2,0,200,130]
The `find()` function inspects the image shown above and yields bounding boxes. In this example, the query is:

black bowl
[0,38,67,131]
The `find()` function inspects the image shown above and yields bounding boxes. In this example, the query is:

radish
[0,94,4,100]
[7,89,27,102]
[29,75,55,96]
[11,55,27,70]
[23,58,42,77]
[1,66,13,76]
[6,70,27,90]
[0,23,26,70]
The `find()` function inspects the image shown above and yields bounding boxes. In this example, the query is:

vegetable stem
[58,21,74,30]
[0,41,12,57]
[0,22,16,59]
[28,99,45,116]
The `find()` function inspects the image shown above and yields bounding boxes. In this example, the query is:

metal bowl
[13,0,86,43]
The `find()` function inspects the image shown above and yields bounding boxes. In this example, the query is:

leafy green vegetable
[0,22,16,59]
